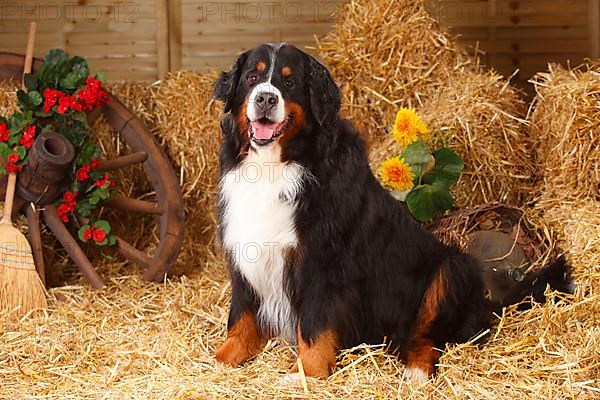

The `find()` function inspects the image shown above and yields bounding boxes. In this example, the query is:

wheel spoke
[105,196,164,214]
[25,203,45,287]
[115,237,152,269]
[43,205,105,289]
[97,151,148,172]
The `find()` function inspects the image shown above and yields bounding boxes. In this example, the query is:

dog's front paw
[278,372,304,386]
[403,366,430,383]
[215,337,247,367]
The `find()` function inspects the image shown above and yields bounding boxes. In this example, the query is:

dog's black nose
[255,91,278,110]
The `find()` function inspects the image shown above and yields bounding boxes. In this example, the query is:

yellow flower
[379,157,415,192]
[392,108,429,148]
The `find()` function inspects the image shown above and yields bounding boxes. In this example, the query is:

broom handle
[22,21,37,89]
[2,22,37,223]
[2,174,17,222]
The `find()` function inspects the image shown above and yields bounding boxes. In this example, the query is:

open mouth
[249,115,293,146]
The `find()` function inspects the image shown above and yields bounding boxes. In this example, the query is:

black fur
[214,43,571,375]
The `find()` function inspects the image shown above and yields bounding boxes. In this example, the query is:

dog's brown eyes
[247,73,259,84]
[284,79,295,89]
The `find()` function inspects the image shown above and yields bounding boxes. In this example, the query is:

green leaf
[95,238,109,246]
[106,235,116,246]
[402,141,431,165]
[44,49,69,67]
[0,143,12,159]
[60,71,83,90]
[93,220,111,235]
[23,74,38,91]
[28,91,43,107]
[35,111,53,118]
[95,71,106,84]
[422,147,464,189]
[71,56,90,78]
[71,111,89,127]
[78,225,91,242]
[406,182,454,222]
[390,189,410,202]
[41,124,54,134]
[8,134,20,147]
[402,141,432,181]
[75,198,92,216]
[17,89,30,110]
[14,146,26,160]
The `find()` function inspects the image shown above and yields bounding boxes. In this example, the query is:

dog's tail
[497,256,574,309]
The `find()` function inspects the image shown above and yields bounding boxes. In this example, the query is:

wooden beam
[168,0,182,71]
[590,0,600,59]
[156,0,170,78]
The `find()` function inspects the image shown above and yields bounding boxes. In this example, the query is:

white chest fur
[219,143,305,342]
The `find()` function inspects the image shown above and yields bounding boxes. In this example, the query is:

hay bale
[149,70,222,272]
[529,63,600,287]
[529,63,600,207]
[317,0,533,207]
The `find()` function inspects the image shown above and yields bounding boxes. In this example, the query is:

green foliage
[381,113,464,222]
[406,182,455,222]
[1,48,114,248]
[402,141,431,178]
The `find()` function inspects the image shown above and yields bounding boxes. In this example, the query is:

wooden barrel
[16,132,74,205]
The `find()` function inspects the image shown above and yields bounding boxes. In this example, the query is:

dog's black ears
[214,50,249,113]
[306,54,341,127]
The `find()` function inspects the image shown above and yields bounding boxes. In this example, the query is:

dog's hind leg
[404,267,446,380]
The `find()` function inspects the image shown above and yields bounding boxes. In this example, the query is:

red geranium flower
[57,95,82,114]
[5,163,17,174]
[43,88,65,113]
[56,203,71,223]
[76,164,91,181]
[20,125,37,148]
[62,191,78,206]
[77,77,109,111]
[90,158,99,168]
[0,122,9,142]
[92,227,106,243]
[94,173,110,187]
[83,226,94,241]
[7,153,19,163]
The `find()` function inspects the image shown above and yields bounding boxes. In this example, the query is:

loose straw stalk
[0,21,47,318]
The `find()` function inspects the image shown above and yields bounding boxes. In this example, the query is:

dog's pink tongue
[251,121,277,140]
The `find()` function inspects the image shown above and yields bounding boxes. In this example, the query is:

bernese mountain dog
[213,43,569,381]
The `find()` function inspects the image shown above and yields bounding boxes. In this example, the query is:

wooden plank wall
[0,1,597,82]
[0,0,166,81]
[425,0,596,89]
[178,0,344,71]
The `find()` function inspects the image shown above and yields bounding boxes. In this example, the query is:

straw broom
[0,22,47,318]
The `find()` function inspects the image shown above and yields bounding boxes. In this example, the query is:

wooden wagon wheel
[0,52,185,287]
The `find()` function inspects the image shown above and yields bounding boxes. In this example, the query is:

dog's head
[214,43,340,148]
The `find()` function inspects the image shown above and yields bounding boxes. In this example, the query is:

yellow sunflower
[392,107,429,148]
[379,157,415,192]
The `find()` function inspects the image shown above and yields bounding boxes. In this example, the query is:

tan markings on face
[236,101,251,155]
[282,66,292,77]
[279,101,306,150]
[256,61,266,72]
